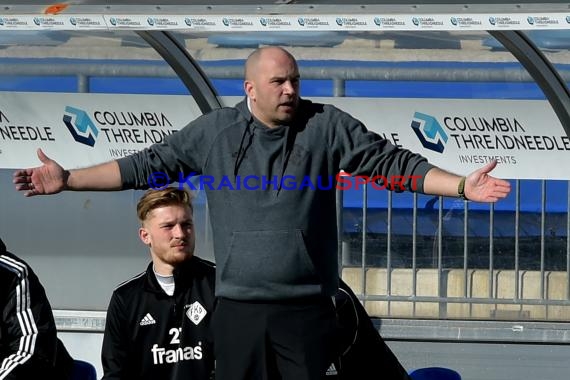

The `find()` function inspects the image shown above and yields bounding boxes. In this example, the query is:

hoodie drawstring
[276,125,297,195]
[233,122,255,178]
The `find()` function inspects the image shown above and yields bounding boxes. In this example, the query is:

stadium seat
[70,359,97,380]
[408,366,462,380]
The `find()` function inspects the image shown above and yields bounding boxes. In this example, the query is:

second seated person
[101,188,216,380]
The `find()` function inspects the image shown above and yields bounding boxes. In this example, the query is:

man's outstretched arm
[423,160,511,203]
[13,148,122,196]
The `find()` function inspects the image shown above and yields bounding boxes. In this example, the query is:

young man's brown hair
[136,187,194,223]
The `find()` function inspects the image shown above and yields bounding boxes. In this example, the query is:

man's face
[245,49,300,128]
[139,204,195,274]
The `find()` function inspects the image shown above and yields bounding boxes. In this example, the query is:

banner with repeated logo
[0,14,107,30]
[0,13,568,31]
[104,15,189,30]
[0,93,568,179]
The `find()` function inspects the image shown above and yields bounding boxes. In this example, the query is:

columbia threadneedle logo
[411,111,448,153]
[63,106,98,147]
[140,313,156,326]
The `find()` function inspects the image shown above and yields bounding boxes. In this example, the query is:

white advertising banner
[0,12,569,31]
[0,92,201,170]
[0,15,107,30]
[319,97,569,180]
[0,93,568,180]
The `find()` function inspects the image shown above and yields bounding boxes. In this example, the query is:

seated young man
[101,188,216,380]
[0,238,74,380]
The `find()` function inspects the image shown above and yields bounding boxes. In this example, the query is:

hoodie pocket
[220,229,318,293]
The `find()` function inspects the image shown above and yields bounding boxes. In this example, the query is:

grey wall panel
[387,340,570,380]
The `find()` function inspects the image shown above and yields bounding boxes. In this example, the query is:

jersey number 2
[169,327,181,344]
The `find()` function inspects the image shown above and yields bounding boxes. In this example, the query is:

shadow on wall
[483,30,570,51]
[207,31,348,48]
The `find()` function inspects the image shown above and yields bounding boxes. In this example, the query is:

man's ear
[244,80,255,101]
[139,227,150,245]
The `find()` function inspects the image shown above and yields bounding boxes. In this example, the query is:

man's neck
[152,262,174,276]
[153,265,175,296]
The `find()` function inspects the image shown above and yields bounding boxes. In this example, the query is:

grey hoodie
[118,98,434,301]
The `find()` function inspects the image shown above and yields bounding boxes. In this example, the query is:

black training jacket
[101,256,216,380]
[0,240,73,380]
[332,279,411,380]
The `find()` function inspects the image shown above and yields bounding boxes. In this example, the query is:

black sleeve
[0,265,59,380]
[336,279,411,380]
[101,292,129,380]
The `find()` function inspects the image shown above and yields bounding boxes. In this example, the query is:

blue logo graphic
[33,17,41,26]
[336,18,343,26]
[109,17,117,26]
[259,17,267,26]
[69,17,77,26]
[450,17,457,26]
[410,112,448,153]
[222,18,229,26]
[0,18,4,26]
[298,17,305,26]
[412,17,420,26]
[373,17,381,26]
[63,106,99,147]
[147,17,155,26]
[184,17,192,26]
[527,16,534,25]
[489,16,496,26]
[566,16,570,24]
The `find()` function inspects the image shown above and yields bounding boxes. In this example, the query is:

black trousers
[212,296,337,380]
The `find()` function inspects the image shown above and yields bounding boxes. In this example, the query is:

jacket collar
[144,257,198,295]
[235,97,252,122]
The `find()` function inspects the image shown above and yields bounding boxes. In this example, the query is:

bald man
[15,46,510,379]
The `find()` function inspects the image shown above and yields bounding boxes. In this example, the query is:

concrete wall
[342,267,570,320]
[389,340,570,380]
